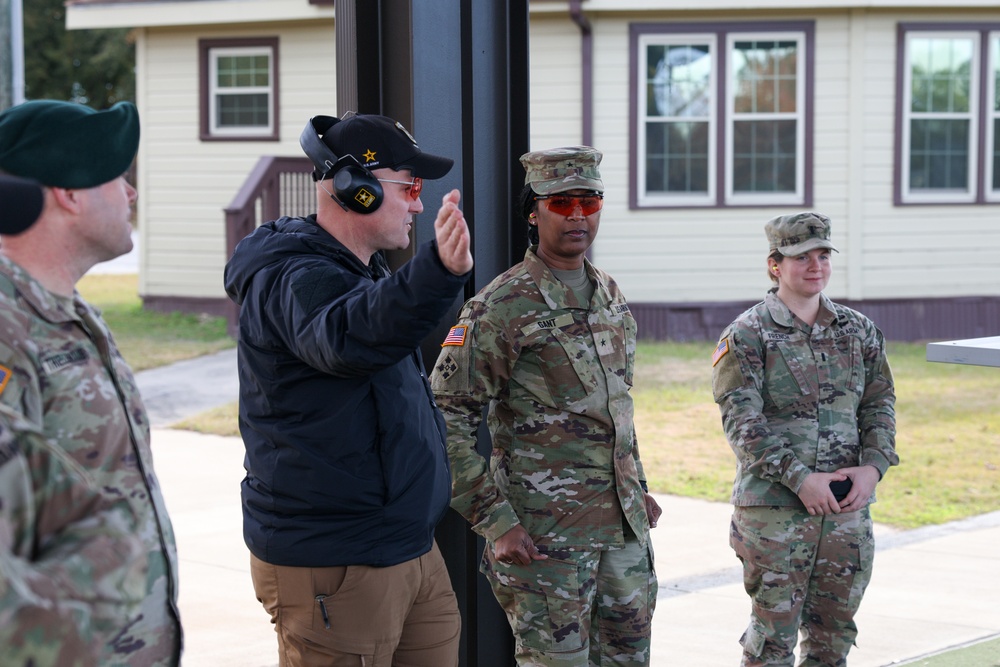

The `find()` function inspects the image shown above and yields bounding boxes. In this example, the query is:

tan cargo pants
[250,541,461,667]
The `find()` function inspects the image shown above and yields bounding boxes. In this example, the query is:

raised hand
[434,189,473,276]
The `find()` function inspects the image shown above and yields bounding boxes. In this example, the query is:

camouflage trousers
[730,506,875,667]
[482,534,656,667]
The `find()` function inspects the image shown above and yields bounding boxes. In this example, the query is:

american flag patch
[711,338,730,367]
[0,364,11,396]
[442,325,468,347]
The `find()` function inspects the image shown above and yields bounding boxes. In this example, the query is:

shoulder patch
[712,338,730,367]
[0,364,10,396]
[430,347,472,394]
[442,325,468,347]
[712,336,746,401]
[292,269,351,314]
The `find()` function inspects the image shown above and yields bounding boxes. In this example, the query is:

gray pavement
[138,348,239,428]
[136,356,1000,666]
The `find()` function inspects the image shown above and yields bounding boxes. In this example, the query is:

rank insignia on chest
[442,325,468,347]
[712,338,730,367]
[0,364,10,396]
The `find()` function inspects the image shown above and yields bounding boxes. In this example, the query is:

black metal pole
[334,2,530,665]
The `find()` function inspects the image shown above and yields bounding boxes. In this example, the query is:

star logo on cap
[362,149,376,163]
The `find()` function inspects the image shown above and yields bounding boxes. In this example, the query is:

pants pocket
[486,557,585,653]
[739,617,768,658]
[730,518,792,613]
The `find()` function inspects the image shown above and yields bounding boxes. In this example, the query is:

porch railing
[224,155,315,332]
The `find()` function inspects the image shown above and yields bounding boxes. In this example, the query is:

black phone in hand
[829,479,853,502]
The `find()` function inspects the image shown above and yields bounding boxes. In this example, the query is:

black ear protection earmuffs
[299,116,384,214]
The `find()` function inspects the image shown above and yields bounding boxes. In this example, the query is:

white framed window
[985,33,1000,202]
[199,37,279,141]
[632,22,812,209]
[637,34,717,207]
[900,31,979,204]
[210,47,273,136]
[725,34,805,206]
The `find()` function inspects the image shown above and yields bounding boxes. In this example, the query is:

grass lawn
[77,274,235,371]
[177,340,1000,530]
[897,634,1000,666]
[634,341,1000,530]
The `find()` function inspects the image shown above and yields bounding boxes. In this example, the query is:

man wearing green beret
[0,100,182,666]
[0,172,147,666]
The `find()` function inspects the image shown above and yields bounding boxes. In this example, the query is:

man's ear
[48,186,84,214]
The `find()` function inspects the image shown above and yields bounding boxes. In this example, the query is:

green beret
[0,100,139,189]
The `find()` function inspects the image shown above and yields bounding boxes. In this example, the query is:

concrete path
[138,348,238,428]
[145,424,1000,667]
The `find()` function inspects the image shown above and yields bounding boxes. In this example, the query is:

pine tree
[23,0,134,109]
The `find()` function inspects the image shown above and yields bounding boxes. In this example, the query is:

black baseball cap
[0,174,44,235]
[304,113,453,180]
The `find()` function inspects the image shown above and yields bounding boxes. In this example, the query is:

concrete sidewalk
[138,348,238,428]
[149,427,1000,667]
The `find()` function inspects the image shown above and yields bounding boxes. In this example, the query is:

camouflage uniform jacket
[0,404,146,667]
[431,248,649,550]
[712,289,898,507]
[0,255,182,666]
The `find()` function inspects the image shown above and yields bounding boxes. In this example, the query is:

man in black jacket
[224,113,472,667]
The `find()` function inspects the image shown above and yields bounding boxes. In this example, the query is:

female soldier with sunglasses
[431,146,661,666]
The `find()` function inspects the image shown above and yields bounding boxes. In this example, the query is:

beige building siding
[136,22,335,301]
[530,9,1000,306]
[65,1,1000,319]
[857,11,1000,301]
[527,17,583,149]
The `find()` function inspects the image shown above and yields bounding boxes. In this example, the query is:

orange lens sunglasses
[534,193,604,216]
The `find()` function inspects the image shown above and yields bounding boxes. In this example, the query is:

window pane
[647,44,712,117]
[732,40,797,114]
[994,38,1000,191]
[217,55,270,89]
[909,118,969,189]
[994,38,1000,111]
[909,37,972,113]
[994,118,1000,189]
[645,121,709,193]
[732,119,796,192]
[217,94,269,128]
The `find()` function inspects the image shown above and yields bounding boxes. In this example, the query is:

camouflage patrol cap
[520,145,604,195]
[765,211,839,256]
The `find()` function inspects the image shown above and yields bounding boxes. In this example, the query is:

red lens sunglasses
[376,176,423,200]
[534,193,604,216]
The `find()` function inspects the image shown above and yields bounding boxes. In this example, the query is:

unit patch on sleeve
[712,338,730,367]
[442,325,468,347]
[0,364,10,397]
